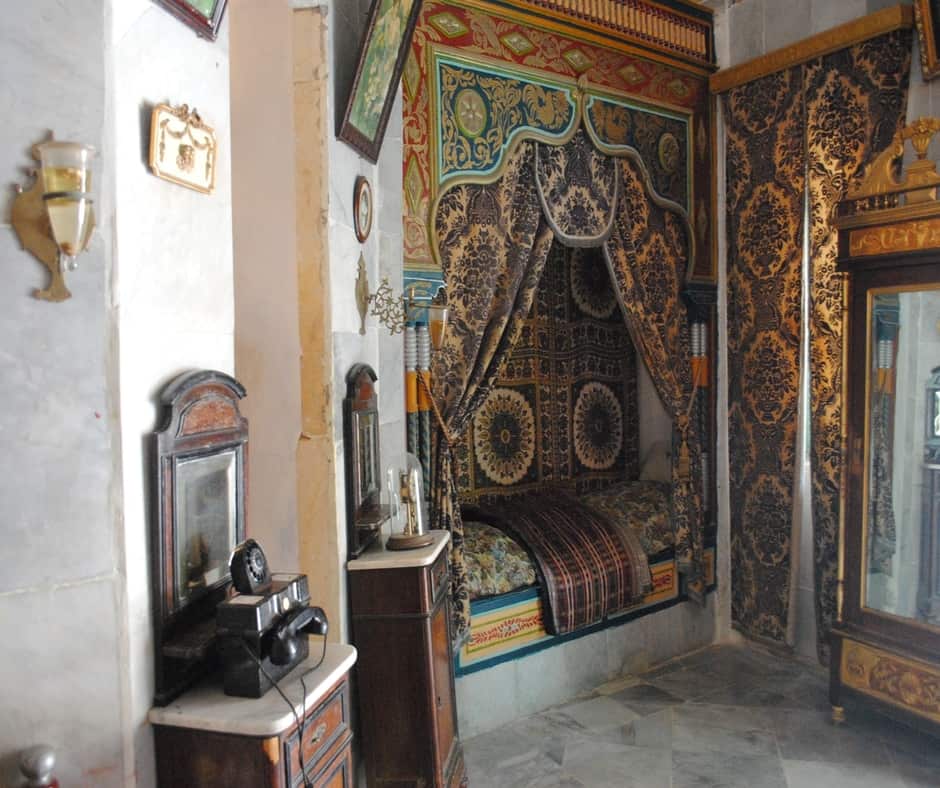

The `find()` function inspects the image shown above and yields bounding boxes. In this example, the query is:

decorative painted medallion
[403,50,421,102]
[563,48,594,74]
[570,248,617,319]
[404,155,423,216]
[473,388,536,485]
[573,382,623,470]
[501,31,534,56]
[618,63,646,86]
[429,11,468,39]
[668,78,691,100]
[658,132,680,174]
[455,88,487,138]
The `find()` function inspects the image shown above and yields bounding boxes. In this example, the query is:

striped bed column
[416,322,432,499]
[405,323,419,466]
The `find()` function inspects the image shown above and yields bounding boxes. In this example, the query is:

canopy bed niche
[423,124,717,673]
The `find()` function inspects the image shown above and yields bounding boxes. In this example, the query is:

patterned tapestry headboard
[454,241,639,502]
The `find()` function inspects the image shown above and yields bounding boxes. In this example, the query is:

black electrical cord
[239,636,329,788]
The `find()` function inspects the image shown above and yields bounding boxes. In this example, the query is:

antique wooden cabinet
[830,119,940,734]
[348,531,467,788]
[150,645,357,787]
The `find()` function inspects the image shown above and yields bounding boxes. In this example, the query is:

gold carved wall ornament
[837,118,940,249]
[149,103,217,194]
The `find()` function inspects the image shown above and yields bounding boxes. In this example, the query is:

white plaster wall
[325,0,408,641]
[0,2,125,785]
[110,3,233,785]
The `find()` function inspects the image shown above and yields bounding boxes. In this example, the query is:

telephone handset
[271,605,329,665]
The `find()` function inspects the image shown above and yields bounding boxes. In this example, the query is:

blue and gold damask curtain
[805,32,911,662]
[724,30,911,661]
[431,140,556,638]
[605,157,706,598]
[433,129,703,640]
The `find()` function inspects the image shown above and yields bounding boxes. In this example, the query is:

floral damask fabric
[805,30,911,663]
[453,240,639,502]
[463,520,537,599]
[432,140,555,640]
[604,157,706,599]
[535,130,619,246]
[433,126,701,639]
[582,480,674,555]
[724,66,804,646]
[723,30,910,660]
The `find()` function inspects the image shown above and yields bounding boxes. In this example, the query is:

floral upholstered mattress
[463,480,673,600]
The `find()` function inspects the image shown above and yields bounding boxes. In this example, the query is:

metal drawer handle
[309,722,327,745]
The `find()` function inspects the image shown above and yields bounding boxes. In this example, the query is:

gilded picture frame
[154,0,228,41]
[149,104,217,195]
[354,176,374,242]
[338,0,424,163]
[916,0,940,80]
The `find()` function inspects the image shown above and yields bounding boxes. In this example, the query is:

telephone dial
[216,539,328,698]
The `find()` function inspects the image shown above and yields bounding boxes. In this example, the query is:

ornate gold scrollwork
[848,117,940,205]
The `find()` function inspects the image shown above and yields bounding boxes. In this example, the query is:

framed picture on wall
[154,0,228,41]
[915,0,940,80]
[338,0,424,163]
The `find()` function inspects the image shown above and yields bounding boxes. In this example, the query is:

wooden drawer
[311,740,353,788]
[427,549,449,609]
[285,679,351,787]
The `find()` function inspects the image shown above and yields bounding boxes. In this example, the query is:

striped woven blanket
[462,491,651,635]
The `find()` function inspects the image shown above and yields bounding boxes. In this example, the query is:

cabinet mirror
[863,286,940,628]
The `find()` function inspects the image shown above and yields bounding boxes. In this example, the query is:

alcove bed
[451,241,716,674]
[421,127,715,675]
[399,0,719,690]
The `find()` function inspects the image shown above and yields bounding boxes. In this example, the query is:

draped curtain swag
[432,130,703,640]
[723,30,912,662]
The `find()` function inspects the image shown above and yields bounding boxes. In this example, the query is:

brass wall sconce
[12,137,97,302]
[355,254,448,348]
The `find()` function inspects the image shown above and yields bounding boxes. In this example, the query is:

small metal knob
[19,745,56,787]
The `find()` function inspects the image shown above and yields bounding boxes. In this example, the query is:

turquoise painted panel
[585,95,691,210]
[435,54,578,183]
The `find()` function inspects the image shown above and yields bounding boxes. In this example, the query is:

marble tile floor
[462,643,940,787]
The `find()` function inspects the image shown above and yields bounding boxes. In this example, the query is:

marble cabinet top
[148,643,357,737]
[347,529,450,571]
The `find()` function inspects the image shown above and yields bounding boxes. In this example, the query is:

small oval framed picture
[354,176,373,243]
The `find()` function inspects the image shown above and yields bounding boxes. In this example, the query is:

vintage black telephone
[216,539,328,698]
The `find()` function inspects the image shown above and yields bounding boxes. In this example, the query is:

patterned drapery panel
[604,157,705,598]
[433,130,701,637]
[453,241,640,502]
[723,30,911,659]
[805,29,911,663]
[535,130,620,246]
[724,66,805,646]
[431,140,555,639]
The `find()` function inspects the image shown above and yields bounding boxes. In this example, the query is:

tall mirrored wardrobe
[831,120,940,734]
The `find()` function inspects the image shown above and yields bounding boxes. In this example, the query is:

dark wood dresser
[348,530,467,787]
[830,118,940,736]
[149,644,357,787]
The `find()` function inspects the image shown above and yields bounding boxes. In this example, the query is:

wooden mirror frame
[152,369,248,705]
[344,363,389,558]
